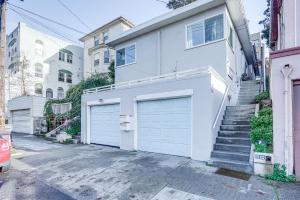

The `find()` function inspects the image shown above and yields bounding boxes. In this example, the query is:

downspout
[295,0,297,46]
[281,64,293,174]
[157,31,161,75]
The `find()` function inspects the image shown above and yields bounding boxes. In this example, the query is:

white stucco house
[79,17,134,79]
[80,0,255,162]
[6,22,84,134]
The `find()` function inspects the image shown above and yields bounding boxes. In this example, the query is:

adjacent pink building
[270,0,300,178]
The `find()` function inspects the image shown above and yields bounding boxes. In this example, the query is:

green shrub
[254,144,273,153]
[250,107,273,153]
[44,73,112,119]
[66,120,81,136]
[265,164,296,183]
[251,127,273,144]
[255,91,270,103]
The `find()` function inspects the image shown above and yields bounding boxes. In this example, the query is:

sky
[6,0,268,45]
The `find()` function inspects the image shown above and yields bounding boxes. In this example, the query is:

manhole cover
[215,168,251,181]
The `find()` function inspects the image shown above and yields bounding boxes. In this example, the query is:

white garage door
[12,109,31,134]
[137,97,192,157]
[90,104,120,147]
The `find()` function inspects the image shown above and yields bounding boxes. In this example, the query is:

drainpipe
[157,31,161,75]
[281,64,293,174]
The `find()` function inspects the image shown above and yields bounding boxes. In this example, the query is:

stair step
[211,150,250,162]
[210,158,253,174]
[225,110,255,115]
[218,130,250,138]
[214,143,251,153]
[226,105,256,110]
[222,120,250,125]
[216,137,251,145]
[220,125,251,131]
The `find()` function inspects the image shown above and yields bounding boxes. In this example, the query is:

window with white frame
[35,63,43,78]
[59,51,65,61]
[94,35,100,47]
[104,50,110,64]
[35,40,44,56]
[46,88,53,99]
[35,83,43,95]
[94,53,100,66]
[116,44,136,67]
[103,31,109,43]
[228,27,233,48]
[57,87,64,99]
[186,14,224,48]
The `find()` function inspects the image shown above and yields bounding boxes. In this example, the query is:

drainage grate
[215,168,251,181]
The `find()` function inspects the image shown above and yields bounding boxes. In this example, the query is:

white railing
[84,66,223,95]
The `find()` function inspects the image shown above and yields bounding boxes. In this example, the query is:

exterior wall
[82,22,132,79]
[6,23,83,100]
[271,52,300,174]
[277,0,300,50]
[115,6,230,83]
[114,5,247,91]
[81,73,227,161]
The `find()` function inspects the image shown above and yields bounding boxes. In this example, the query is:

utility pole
[0,0,7,128]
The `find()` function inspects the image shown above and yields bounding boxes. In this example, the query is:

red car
[0,135,10,172]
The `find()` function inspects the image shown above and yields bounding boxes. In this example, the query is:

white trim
[185,12,225,49]
[86,98,120,106]
[115,43,137,68]
[135,89,193,102]
[295,0,297,46]
[86,98,121,144]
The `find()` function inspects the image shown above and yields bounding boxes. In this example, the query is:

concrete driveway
[1,133,297,200]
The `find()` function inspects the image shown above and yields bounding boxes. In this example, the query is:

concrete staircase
[210,81,260,174]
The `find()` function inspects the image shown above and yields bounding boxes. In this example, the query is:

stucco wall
[81,73,226,161]
[271,53,300,173]
[114,6,229,83]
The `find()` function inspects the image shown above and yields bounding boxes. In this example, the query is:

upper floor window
[35,63,43,78]
[104,50,110,64]
[57,87,64,99]
[116,44,136,67]
[58,70,65,82]
[94,35,100,47]
[67,53,73,64]
[59,49,73,63]
[46,88,53,99]
[59,51,65,61]
[228,27,233,48]
[103,31,109,43]
[94,53,100,66]
[35,40,44,56]
[186,14,224,48]
[35,83,43,95]
[58,69,72,83]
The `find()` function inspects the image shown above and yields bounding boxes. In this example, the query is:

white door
[137,97,192,157]
[12,109,31,134]
[90,104,120,147]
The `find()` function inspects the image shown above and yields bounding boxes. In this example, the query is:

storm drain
[215,168,251,181]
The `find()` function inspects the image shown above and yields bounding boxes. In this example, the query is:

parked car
[0,135,11,172]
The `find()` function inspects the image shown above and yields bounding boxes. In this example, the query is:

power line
[9,7,81,45]
[56,0,92,31]
[7,2,87,35]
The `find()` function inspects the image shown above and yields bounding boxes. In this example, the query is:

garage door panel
[12,109,31,134]
[137,97,191,157]
[90,104,120,147]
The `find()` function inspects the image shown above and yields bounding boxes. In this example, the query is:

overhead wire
[56,0,92,31]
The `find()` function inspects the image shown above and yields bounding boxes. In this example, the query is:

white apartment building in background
[5,22,83,134]
[79,17,134,79]
[6,22,84,101]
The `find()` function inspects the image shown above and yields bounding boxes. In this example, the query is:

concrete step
[216,137,251,145]
[211,150,250,162]
[224,114,253,119]
[214,143,251,153]
[222,119,250,125]
[220,125,251,131]
[210,158,253,174]
[226,105,256,110]
[225,110,255,115]
[218,130,250,138]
